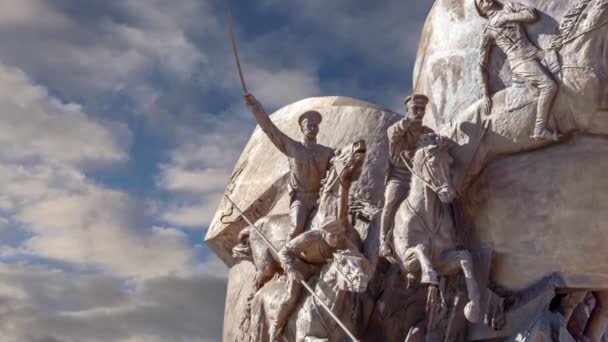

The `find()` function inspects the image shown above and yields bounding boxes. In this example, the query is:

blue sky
[0,0,432,340]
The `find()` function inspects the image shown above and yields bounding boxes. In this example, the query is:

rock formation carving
[208,1,608,340]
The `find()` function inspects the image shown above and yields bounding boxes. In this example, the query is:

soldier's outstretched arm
[387,117,413,142]
[504,2,538,23]
[243,93,298,157]
[387,115,415,155]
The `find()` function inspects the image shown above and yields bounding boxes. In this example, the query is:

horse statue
[232,140,367,301]
[392,134,482,330]
[242,249,372,342]
[293,249,372,342]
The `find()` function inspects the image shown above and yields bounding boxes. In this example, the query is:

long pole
[223,194,360,342]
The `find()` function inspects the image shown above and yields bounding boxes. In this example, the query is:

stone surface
[464,135,608,291]
[413,0,608,290]
[210,1,608,340]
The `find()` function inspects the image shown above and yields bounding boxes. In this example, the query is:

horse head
[330,249,372,293]
[412,134,456,204]
[333,139,367,186]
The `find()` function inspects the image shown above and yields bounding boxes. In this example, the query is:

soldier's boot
[532,80,560,141]
[531,125,559,141]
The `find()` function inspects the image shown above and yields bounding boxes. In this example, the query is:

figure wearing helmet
[475,0,559,140]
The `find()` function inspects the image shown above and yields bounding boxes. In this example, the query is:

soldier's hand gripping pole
[223,194,360,342]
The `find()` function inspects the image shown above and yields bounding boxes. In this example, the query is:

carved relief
[209,0,608,340]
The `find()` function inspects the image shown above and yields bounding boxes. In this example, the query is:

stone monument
[206,1,608,340]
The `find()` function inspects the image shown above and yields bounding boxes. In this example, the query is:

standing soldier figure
[475,0,559,140]
[243,94,334,242]
[379,94,434,258]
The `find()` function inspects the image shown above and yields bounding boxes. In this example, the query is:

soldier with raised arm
[379,94,434,258]
[244,94,334,242]
[475,0,559,140]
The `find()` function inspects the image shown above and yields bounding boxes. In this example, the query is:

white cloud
[157,193,223,229]
[153,114,254,229]
[247,67,321,109]
[0,262,226,342]
[0,64,129,165]
[0,63,197,279]
[0,0,206,101]
[0,0,67,28]
[158,168,229,194]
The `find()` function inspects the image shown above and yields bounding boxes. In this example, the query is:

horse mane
[413,134,448,165]
[408,133,451,193]
[416,133,444,149]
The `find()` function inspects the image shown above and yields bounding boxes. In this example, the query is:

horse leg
[437,250,482,323]
[409,244,439,285]
[583,291,608,342]
[270,277,303,341]
[243,249,280,329]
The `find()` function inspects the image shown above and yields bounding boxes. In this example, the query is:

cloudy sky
[0,0,432,341]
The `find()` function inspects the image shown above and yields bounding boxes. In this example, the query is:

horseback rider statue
[379,94,434,259]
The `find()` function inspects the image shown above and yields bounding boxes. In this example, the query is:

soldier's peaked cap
[404,94,429,106]
[298,110,323,126]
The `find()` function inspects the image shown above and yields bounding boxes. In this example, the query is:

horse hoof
[464,300,482,323]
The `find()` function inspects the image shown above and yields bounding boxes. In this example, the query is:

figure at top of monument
[379,94,434,259]
[244,94,334,242]
[475,0,560,141]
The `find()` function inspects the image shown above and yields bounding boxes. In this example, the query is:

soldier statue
[270,219,362,339]
[379,94,434,258]
[475,0,559,140]
[244,94,334,242]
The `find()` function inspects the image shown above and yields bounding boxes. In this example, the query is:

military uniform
[271,222,361,340]
[477,1,558,139]
[380,95,434,256]
[250,106,334,241]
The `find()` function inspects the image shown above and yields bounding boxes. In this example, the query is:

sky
[0,0,433,341]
